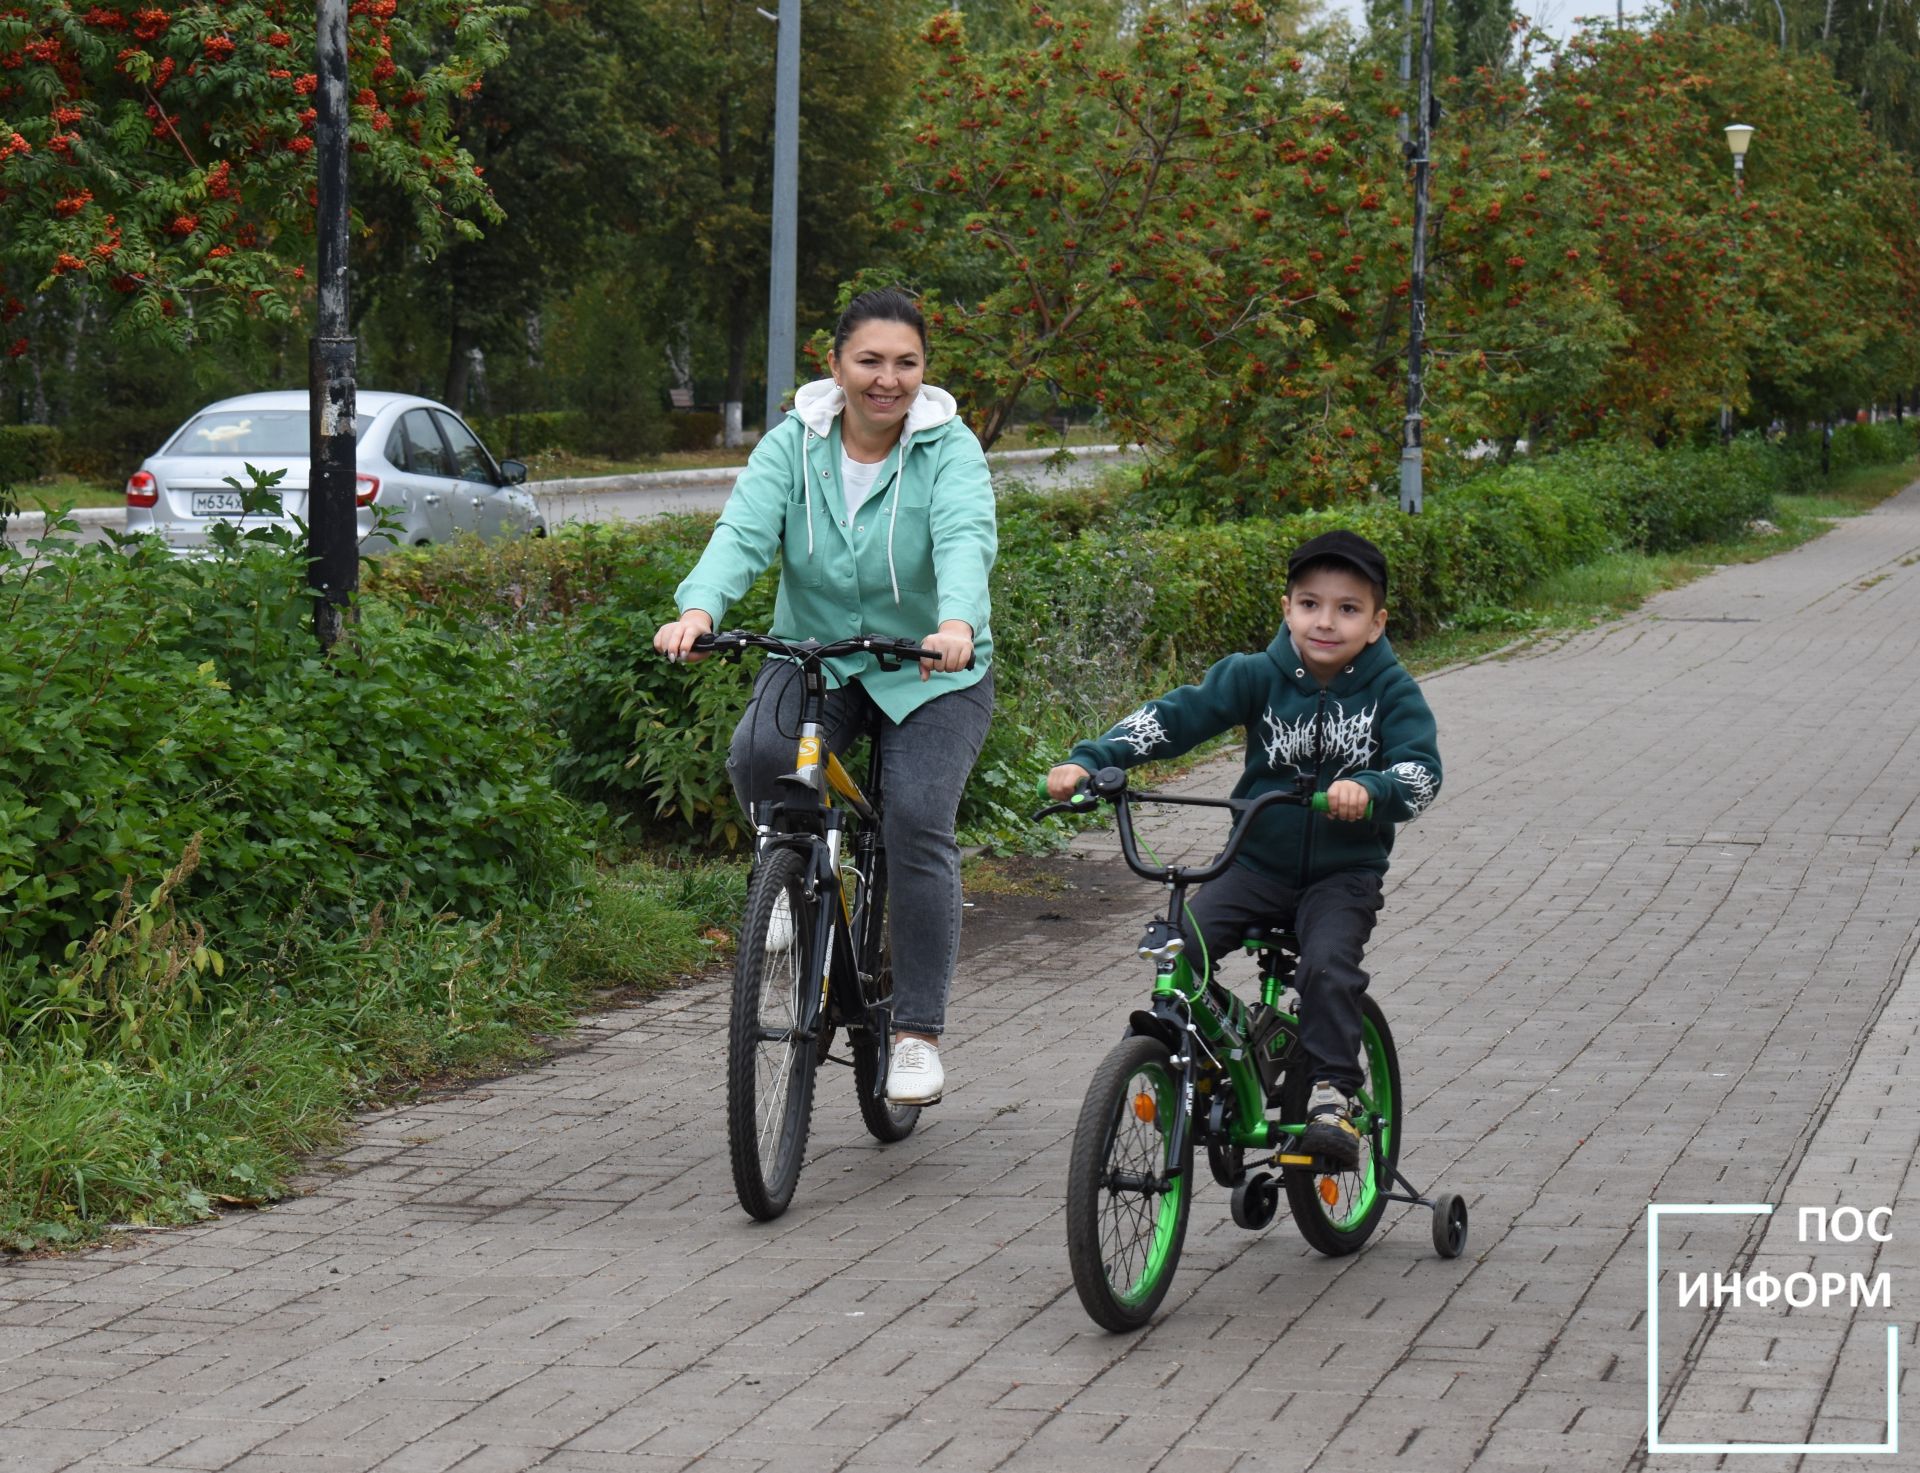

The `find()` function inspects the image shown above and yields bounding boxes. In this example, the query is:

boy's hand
[1324,779,1371,821]
[1046,763,1092,801]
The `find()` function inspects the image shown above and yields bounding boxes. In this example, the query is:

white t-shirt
[840,451,887,526]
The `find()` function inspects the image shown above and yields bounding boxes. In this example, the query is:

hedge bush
[0,424,63,484]
[466,410,590,461]
[668,412,724,453]
[374,429,1914,849]
[1,527,594,1008]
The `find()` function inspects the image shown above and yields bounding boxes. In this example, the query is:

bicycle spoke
[1095,1066,1176,1297]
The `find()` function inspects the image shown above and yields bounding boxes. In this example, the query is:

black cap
[1287,529,1388,596]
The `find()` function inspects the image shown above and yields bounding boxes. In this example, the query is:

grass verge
[0,857,745,1252]
[7,477,121,510]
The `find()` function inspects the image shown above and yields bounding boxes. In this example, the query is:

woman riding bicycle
[652,288,997,1107]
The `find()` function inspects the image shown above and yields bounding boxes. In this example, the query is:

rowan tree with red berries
[1536,22,1920,432]
[0,0,512,362]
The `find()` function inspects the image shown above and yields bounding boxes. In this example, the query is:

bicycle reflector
[1320,1177,1340,1205]
[1133,1091,1156,1124]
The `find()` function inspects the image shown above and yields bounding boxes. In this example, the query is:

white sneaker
[764,891,793,953]
[886,1037,944,1105]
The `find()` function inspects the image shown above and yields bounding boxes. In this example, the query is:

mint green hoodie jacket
[674,378,996,722]
[1066,631,1441,887]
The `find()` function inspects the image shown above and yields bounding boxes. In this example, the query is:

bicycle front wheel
[850,918,920,1143]
[1065,1035,1194,1332]
[728,846,821,1220]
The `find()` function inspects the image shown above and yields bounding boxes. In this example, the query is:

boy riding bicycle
[1046,530,1441,1169]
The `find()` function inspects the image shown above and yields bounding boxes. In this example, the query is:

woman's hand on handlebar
[918,621,975,681]
[653,609,715,664]
[1323,778,1371,821]
[1046,762,1092,801]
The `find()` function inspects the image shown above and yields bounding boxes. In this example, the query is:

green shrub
[367,431,1905,853]
[1,530,593,1002]
[0,424,63,483]
[53,407,183,482]
[371,517,778,845]
[467,410,590,461]
[669,412,724,453]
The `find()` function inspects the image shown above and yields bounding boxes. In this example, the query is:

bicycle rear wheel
[728,846,821,1220]
[1065,1035,1194,1332]
[1280,994,1401,1256]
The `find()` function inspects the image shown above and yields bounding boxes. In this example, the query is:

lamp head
[1725,123,1755,158]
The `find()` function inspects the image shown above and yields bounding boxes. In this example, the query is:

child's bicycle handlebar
[691,630,975,671]
[1032,767,1370,887]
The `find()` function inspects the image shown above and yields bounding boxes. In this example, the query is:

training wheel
[1432,1192,1469,1258]
[1231,1170,1279,1231]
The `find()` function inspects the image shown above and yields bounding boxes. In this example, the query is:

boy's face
[1283,565,1388,680]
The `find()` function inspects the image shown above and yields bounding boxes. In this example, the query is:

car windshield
[165,410,312,457]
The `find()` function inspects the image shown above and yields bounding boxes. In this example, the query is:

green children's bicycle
[1034,766,1468,1332]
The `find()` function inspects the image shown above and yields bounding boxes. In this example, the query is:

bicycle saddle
[1240,925,1299,953]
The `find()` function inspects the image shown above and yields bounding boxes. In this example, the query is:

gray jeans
[728,661,995,1038]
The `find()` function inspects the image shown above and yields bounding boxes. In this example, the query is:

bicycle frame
[744,651,893,1095]
[1051,772,1388,1187]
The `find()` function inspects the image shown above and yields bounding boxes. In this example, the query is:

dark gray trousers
[728,661,995,1038]
[1180,863,1385,1096]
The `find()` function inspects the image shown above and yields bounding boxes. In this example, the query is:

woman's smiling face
[830,320,925,445]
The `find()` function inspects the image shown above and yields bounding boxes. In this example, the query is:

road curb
[3,504,126,536]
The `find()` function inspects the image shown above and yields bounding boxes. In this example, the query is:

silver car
[124,390,546,553]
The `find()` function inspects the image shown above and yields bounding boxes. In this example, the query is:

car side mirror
[498,458,527,486]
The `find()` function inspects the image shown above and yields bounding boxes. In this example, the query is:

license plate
[190,492,280,517]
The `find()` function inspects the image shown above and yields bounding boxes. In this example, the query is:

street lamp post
[762,0,801,435]
[1720,123,1753,446]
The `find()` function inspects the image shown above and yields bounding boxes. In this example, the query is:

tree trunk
[444,317,475,411]
[723,286,750,446]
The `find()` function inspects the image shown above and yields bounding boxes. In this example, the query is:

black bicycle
[691,630,951,1220]
[1035,767,1467,1330]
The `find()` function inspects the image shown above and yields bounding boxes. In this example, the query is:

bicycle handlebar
[1031,767,1370,886]
[690,630,975,670]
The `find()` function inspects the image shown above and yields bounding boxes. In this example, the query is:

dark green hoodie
[1066,631,1441,887]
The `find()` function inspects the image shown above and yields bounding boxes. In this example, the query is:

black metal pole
[1399,0,1434,513]
[309,0,357,649]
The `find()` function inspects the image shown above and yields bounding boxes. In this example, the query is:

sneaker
[886,1036,944,1105]
[764,891,793,953]
[1299,1081,1361,1169]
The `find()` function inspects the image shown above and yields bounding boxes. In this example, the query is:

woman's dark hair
[832,287,927,356]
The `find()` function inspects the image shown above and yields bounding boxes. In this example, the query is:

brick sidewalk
[6,487,1920,1472]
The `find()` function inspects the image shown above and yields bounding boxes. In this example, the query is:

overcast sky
[1313,0,1637,44]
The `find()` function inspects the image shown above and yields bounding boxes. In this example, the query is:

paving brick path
[6,486,1920,1472]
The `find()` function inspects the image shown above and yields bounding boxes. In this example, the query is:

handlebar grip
[1032,769,1101,817]
[1310,790,1374,819]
